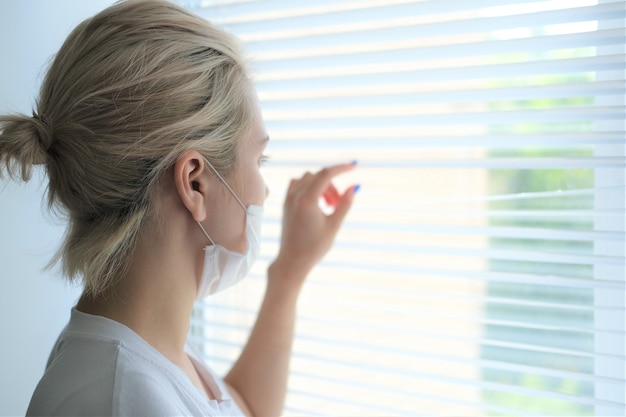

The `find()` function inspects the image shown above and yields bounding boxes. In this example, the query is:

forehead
[240,92,268,148]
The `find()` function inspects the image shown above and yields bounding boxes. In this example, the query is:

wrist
[266,259,307,298]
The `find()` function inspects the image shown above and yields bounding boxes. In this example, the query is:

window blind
[183,1,626,415]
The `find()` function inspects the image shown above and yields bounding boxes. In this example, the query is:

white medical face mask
[195,160,263,299]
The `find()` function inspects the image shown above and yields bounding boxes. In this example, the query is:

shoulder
[27,310,236,417]
[111,345,192,416]
[113,346,243,416]
[27,336,119,416]
[27,335,190,417]
[27,326,190,416]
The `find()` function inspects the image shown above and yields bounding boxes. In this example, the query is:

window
[183,1,626,415]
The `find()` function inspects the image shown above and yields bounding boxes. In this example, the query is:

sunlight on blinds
[184,0,626,415]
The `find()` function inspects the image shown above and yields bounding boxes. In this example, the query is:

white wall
[0,1,113,415]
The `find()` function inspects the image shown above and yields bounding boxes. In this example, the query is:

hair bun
[0,112,52,181]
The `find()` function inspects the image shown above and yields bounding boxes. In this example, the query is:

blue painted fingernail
[353,184,361,194]
[351,160,358,165]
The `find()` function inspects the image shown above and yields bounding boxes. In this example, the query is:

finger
[284,179,298,207]
[300,171,314,181]
[286,178,298,195]
[329,184,359,229]
[285,178,300,199]
[322,183,341,207]
[290,172,314,194]
[309,163,357,198]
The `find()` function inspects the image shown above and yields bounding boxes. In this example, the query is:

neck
[75,226,199,363]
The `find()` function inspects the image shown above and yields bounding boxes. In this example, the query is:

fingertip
[331,189,356,225]
[353,184,361,194]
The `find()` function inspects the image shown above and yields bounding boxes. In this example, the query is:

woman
[0,1,357,416]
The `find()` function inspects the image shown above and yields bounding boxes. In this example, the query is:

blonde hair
[0,0,253,296]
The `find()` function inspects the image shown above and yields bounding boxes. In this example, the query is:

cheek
[240,168,267,206]
[208,194,247,252]
[253,172,268,205]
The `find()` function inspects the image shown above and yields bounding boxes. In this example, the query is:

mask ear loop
[197,157,248,246]
[197,221,216,245]
[203,157,247,211]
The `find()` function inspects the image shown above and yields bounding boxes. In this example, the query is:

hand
[270,163,358,289]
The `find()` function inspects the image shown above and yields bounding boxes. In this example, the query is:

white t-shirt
[26,309,245,417]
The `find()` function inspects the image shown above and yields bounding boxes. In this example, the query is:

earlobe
[174,150,209,222]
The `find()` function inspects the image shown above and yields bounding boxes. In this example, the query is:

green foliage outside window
[483,64,595,415]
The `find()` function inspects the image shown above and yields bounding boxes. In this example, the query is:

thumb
[329,184,359,230]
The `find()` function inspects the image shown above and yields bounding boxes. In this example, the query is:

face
[202,89,269,253]
[231,90,270,211]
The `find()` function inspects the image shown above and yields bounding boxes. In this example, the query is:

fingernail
[351,160,358,165]
[353,184,361,194]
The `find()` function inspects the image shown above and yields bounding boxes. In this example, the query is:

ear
[173,150,210,222]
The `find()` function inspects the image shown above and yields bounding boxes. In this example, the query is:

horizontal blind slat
[240,274,621,311]
[226,3,623,43]
[266,133,624,147]
[255,54,625,85]
[315,210,618,219]
[286,368,622,411]
[258,236,620,266]
[266,157,625,169]
[204,0,624,29]
[260,79,624,99]
[263,106,625,122]
[284,373,551,417]
[197,348,624,410]
[196,297,621,335]
[250,29,624,68]
[260,218,624,241]
[286,386,424,417]
[256,256,626,289]
[289,349,624,389]
[260,80,624,108]
[191,316,626,360]
[199,0,574,26]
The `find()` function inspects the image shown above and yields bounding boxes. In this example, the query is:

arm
[224,163,358,417]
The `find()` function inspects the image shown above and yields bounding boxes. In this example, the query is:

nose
[265,184,270,200]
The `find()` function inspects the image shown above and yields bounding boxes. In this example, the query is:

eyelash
[259,154,270,167]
